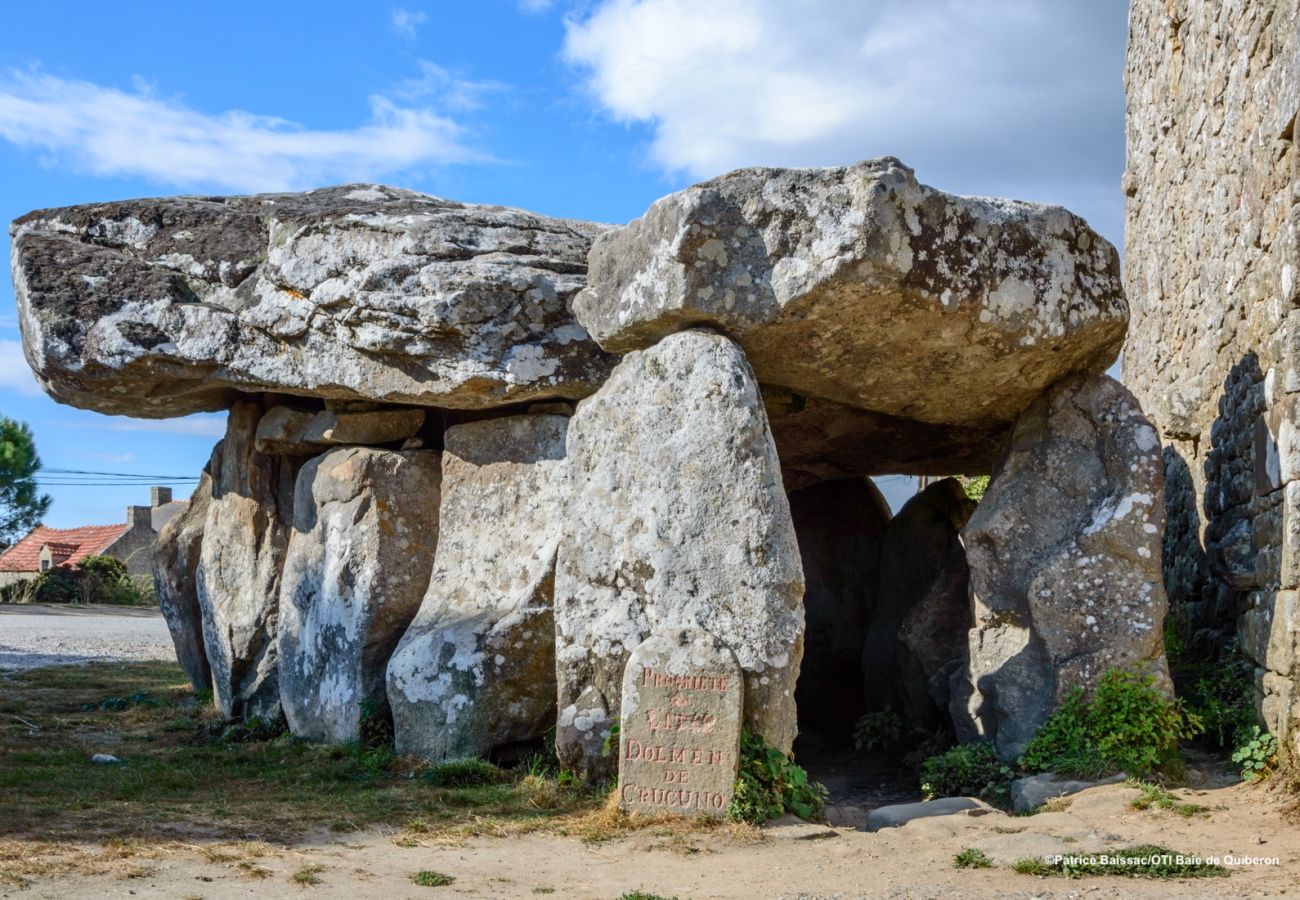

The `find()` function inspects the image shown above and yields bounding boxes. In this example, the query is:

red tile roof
[0,524,128,572]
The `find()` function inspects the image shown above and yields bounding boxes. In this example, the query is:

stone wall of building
[1124,0,1300,753]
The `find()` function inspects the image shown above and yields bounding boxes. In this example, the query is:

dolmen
[11,158,1169,785]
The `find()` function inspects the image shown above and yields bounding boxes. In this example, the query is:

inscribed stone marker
[617,628,742,817]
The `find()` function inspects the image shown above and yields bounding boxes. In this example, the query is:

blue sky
[0,0,1128,526]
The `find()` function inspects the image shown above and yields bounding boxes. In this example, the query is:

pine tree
[0,416,51,547]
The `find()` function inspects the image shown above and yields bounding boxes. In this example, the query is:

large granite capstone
[11,185,616,416]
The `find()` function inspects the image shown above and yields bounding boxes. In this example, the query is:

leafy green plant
[410,870,455,887]
[421,757,505,788]
[919,743,1013,805]
[1019,670,1202,779]
[953,847,992,869]
[853,708,904,752]
[1232,726,1279,782]
[602,717,621,756]
[727,730,827,823]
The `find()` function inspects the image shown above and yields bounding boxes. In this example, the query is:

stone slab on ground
[1010,772,1128,813]
[866,797,992,832]
[617,628,743,818]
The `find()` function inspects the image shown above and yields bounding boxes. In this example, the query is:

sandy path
[0,604,173,673]
[6,781,1296,899]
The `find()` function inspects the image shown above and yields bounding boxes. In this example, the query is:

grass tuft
[1012,845,1227,879]
[291,863,324,886]
[410,869,455,887]
[1127,780,1211,818]
[953,847,992,869]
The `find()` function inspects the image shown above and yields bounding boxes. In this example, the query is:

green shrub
[410,870,455,887]
[953,847,993,869]
[1180,651,1257,750]
[853,708,904,752]
[421,757,505,788]
[919,743,1013,805]
[1232,726,1279,782]
[1,556,154,606]
[1019,670,1201,779]
[727,731,826,823]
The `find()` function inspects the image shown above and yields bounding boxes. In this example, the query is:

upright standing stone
[386,414,566,760]
[278,447,441,745]
[953,375,1170,759]
[555,330,804,779]
[618,628,742,818]
[153,469,214,692]
[196,399,301,720]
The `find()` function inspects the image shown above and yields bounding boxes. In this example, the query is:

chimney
[126,505,152,529]
[151,486,172,507]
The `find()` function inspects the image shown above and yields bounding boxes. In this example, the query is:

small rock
[90,754,121,764]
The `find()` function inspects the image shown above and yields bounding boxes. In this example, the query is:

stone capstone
[554,330,804,778]
[197,399,303,720]
[386,414,565,761]
[11,185,617,417]
[864,478,975,729]
[152,469,213,692]
[617,627,743,818]
[254,405,425,455]
[278,446,441,745]
[953,375,1171,760]
[577,157,1125,450]
[788,477,889,739]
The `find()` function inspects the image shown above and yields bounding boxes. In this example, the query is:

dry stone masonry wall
[1124,0,1300,755]
[12,157,1171,777]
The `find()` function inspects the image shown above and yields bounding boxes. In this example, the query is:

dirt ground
[2,778,1296,899]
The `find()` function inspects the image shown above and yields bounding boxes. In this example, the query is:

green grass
[617,893,679,900]
[1127,780,1211,818]
[954,847,992,869]
[0,662,604,842]
[291,863,324,886]
[410,870,455,886]
[1012,845,1227,879]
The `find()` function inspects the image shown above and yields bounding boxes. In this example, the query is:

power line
[40,468,200,479]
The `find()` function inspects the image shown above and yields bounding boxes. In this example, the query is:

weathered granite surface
[953,375,1170,760]
[278,446,441,745]
[153,470,213,692]
[577,157,1125,432]
[387,414,565,761]
[554,330,804,779]
[11,186,616,416]
[196,399,302,720]
[1124,0,1300,755]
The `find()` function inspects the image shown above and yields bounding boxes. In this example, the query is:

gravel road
[0,604,175,672]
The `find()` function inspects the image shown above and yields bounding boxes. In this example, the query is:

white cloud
[0,70,486,193]
[391,7,428,37]
[0,339,42,396]
[563,0,1128,244]
[394,61,509,113]
[519,0,556,13]
[54,413,227,438]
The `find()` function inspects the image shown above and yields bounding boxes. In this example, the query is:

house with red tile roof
[0,487,188,589]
